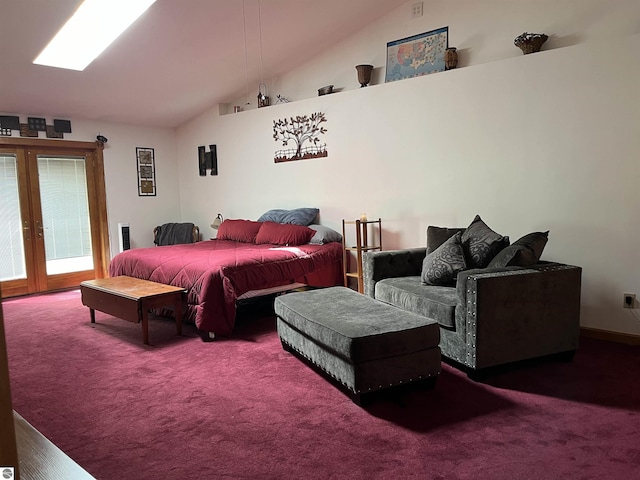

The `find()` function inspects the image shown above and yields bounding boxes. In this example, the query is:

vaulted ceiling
[1,0,406,128]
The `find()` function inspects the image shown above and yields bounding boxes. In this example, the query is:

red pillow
[255,222,315,246]
[216,219,262,243]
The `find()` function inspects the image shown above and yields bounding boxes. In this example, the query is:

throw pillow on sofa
[488,231,549,268]
[421,231,467,286]
[426,226,466,254]
[461,215,509,268]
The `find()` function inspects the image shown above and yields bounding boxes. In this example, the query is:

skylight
[33,0,157,71]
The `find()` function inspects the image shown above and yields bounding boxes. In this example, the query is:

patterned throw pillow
[421,232,467,285]
[488,231,549,268]
[461,215,509,268]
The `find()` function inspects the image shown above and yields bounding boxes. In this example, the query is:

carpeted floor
[3,289,640,480]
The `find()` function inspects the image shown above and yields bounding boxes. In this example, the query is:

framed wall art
[385,26,448,83]
[136,147,156,196]
[273,111,328,163]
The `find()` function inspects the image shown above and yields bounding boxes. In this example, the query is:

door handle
[35,220,44,238]
[22,220,31,240]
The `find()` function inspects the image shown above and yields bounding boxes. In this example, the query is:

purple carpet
[3,289,640,479]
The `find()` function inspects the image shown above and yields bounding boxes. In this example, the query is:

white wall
[177,1,640,337]
[0,114,179,257]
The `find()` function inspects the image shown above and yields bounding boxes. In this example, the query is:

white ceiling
[1,0,406,128]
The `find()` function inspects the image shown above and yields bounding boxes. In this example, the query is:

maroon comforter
[108,239,342,336]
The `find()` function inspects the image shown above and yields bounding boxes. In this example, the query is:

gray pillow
[421,231,467,285]
[488,231,549,268]
[257,208,319,226]
[426,226,466,254]
[461,215,509,268]
[308,225,342,244]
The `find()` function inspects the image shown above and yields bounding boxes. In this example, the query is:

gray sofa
[362,221,582,377]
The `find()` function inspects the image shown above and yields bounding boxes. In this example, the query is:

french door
[0,139,109,298]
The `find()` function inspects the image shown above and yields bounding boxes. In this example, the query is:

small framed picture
[136,147,156,196]
[385,26,448,83]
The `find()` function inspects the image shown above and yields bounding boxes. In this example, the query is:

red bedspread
[108,239,343,336]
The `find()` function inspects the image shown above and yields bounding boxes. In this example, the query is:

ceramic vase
[444,47,458,70]
[355,64,373,87]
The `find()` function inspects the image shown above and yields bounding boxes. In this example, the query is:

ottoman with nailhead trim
[274,286,441,405]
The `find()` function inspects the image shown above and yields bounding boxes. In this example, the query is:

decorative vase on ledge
[355,64,373,87]
[514,32,548,54]
[444,47,458,70]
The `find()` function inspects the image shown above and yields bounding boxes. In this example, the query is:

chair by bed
[153,222,199,245]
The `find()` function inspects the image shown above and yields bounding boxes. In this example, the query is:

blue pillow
[257,208,319,226]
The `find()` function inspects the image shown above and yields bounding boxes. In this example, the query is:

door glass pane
[38,155,94,275]
[0,154,27,281]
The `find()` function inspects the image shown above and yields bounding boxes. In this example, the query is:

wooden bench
[80,276,186,345]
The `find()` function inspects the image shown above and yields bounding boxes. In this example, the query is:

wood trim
[0,287,20,477]
[580,327,640,346]
[25,148,48,291]
[92,144,110,278]
[15,411,95,479]
[0,137,98,150]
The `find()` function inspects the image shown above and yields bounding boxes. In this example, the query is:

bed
[108,216,343,338]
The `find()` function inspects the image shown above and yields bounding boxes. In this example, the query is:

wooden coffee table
[80,276,186,345]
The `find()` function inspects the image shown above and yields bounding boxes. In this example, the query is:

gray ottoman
[274,286,441,405]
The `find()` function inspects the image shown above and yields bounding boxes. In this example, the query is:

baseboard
[580,327,640,346]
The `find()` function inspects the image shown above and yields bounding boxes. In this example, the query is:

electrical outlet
[623,293,636,309]
[411,1,423,18]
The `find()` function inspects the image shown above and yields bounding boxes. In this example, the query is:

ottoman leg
[280,338,293,352]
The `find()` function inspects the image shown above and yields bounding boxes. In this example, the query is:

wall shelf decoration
[0,116,19,129]
[0,115,20,135]
[385,26,448,82]
[136,147,156,196]
[27,117,47,132]
[53,119,72,133]
[46,125,63,139]
[19,124,38,137]
[273,112,328,163]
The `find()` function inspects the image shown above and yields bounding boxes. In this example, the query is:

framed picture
[385,26,448,83]
[136,147,156,196]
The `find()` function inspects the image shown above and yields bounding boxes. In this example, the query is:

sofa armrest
[451,263,582,369]
[362,248,426,298]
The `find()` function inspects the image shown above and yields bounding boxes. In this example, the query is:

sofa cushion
[461,215,509,268]
[375,276,457,328]
[426,226,466,254]
[421,231,467,286]
[488,231,549,268]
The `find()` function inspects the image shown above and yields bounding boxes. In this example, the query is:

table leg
[141,309,149,345]
[89,308,95,323]
[175,296,183,337]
